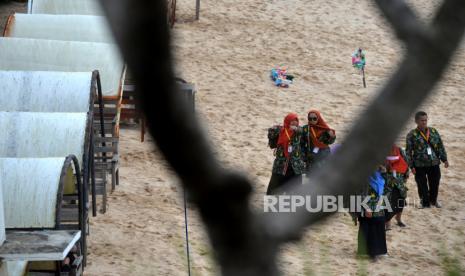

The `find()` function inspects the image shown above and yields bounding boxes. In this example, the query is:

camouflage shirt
[405,127,447,168]
[383,148,409,199]
[301,125,336,170]
[268,126,305,175]
[358,179,386,218]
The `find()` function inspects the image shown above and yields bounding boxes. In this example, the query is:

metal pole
[183,188,191,276]
[195,0,200,20]
[90,132,97,217]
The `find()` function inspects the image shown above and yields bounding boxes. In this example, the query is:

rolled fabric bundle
[28,0,103,15]
[0,71,92,113]
[0,112,88,166]
[0,37,124,97]
[5,14,114,44]
[0,157,66,228]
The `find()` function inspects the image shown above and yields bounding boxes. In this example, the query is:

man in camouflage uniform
[406,111,449,208]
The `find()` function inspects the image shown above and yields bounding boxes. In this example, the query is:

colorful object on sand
[352,48,366,70]
[270,66,294,88]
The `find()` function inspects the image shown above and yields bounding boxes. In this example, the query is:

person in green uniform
[267,113,305,195]
[406,111,449,208]
[301,110,336,173]
[384,145,410,230]
[356,167,388,258]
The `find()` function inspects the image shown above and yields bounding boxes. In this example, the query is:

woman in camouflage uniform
[301,110,336,173]
[266,113,305,195]
[384,145,410,230]
[357,167,388,258]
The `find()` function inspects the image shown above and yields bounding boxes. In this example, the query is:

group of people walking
[266,110,336,195]
[357,111,448,259]
[267,110,449,259]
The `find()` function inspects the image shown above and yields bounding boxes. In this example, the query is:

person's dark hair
[415,111,427,120]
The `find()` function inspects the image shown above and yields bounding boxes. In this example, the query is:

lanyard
[418,128,430,143]
[285,128,291,140]
[310,127,318,139]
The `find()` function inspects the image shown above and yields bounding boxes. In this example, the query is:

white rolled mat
[0,157,65,228]
[0,71,92,113]
[7,14,114,44]
[28,0,103,15]
[0,37,124,97]
[0,112,87,166]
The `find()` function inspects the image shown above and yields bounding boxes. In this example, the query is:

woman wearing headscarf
[356,166,388,258]
[301,110,336,173]
[266,113,305,195]
[384,145,410,230]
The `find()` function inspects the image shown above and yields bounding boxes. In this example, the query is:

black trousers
[266,166,302,195]
[414,165,441,207]
[385,187,405,222]
[358,216,387,258]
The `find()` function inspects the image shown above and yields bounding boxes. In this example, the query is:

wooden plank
[93,117,117,123]
[94,146,118,153]
[93,137,119,143]
[121,98,136,104]
[0,230,81,261]
[93,125,115,132]
[60,208,78,223]
[58,224,80,231]
[93,107,118,114]
[62,195,78,201]
[101,98,120,105]
[95,187,106,195]
[60,203,78,209]
[123,84,136,92]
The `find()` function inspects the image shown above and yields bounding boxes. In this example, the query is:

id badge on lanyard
[285,129,293,154]
[420,129,432,156]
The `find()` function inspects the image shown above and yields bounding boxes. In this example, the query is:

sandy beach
[1,0,465,275]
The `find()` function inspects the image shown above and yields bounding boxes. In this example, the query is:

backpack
[268,126,281,149]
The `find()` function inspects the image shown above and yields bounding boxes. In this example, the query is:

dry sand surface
[1,0,465,275]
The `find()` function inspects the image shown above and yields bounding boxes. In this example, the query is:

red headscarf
[277,113,299,157]
[386,145,408,174]
[307,110,335,149]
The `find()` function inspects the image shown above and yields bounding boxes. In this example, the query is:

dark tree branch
[98,0,465,275]
[375,0,429,43]
[433,0,465,47]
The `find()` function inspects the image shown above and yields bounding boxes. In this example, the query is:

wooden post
[362,67,366,88]
[195,0,200,20]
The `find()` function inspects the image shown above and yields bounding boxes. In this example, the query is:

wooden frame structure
[0,0,127,273]
[0,36,125,214]
[0,155,85,275]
